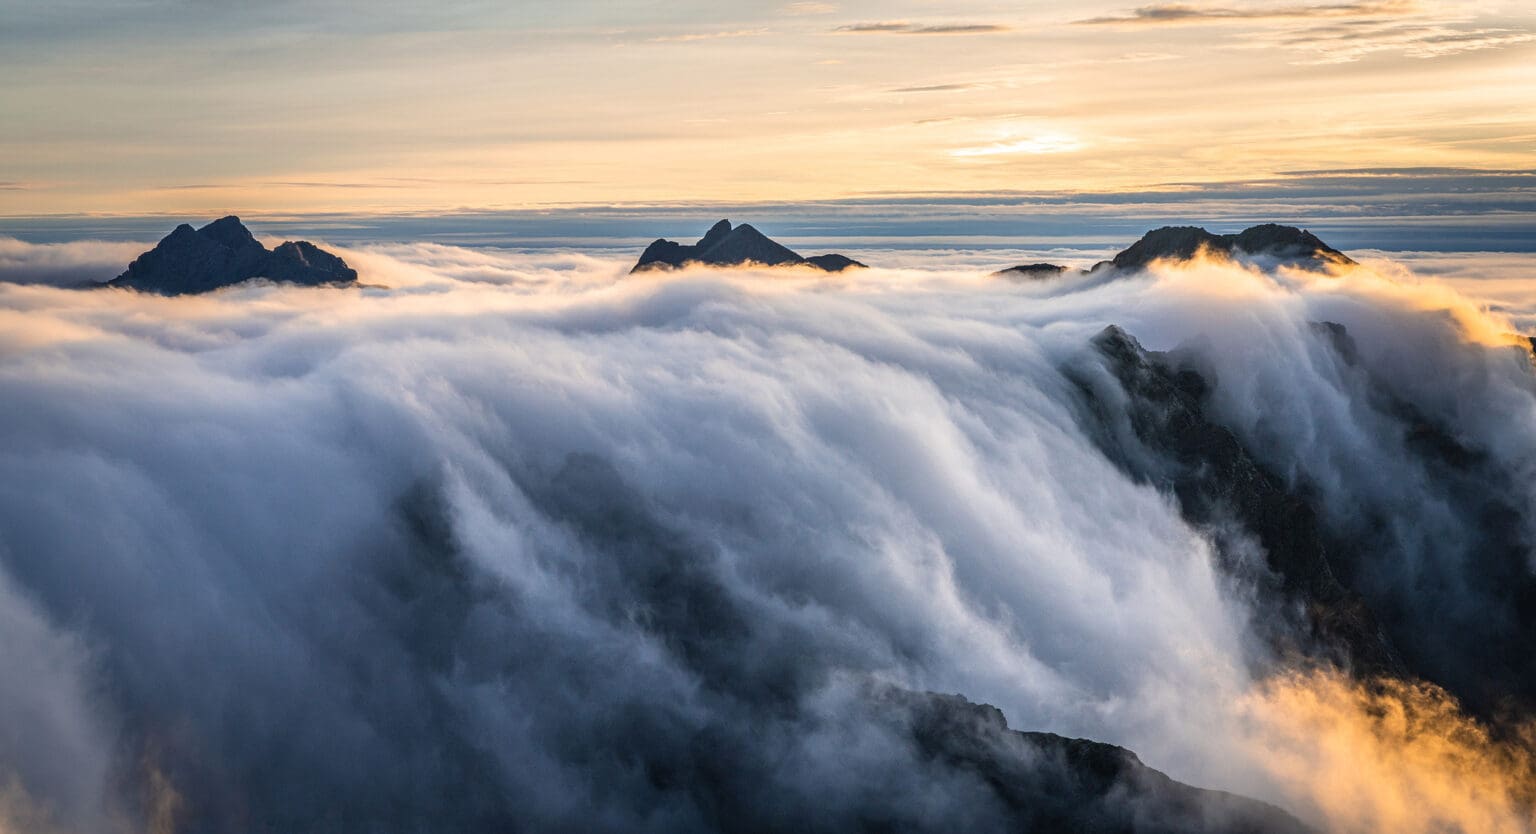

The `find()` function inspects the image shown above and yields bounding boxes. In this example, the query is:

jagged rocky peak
[198,214,260,250]
[109,216,358,296]
[631,219,867,273]
[1109,223,1355,271]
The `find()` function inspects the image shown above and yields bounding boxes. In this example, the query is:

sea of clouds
[0,237,1533,833]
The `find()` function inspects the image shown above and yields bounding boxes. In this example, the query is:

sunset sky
[3,0,1534,229]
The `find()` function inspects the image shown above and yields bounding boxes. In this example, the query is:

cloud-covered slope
[0,241,1532,832]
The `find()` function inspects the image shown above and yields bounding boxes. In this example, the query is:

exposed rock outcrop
[887,688,1315,834]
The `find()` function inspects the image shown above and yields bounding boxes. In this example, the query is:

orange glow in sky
[2,1,1534,216]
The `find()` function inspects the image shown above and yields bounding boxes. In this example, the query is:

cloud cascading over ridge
[0,240,1534,832]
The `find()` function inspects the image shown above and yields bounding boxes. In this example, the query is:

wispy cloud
[1078,0,1414,25]
[648,28,772,43]
[950,134,1084,157]
[1277,21,1536,62]
[888,83,981,94]
[155,178,596,192]
[1078,1,1533,63]
[834,21,1010,35]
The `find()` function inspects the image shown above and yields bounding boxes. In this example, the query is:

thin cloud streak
[888,83,981,94]
[647,28,772,43]
[1078,0,1416,25]
[951,135,1086,157]
[833,21,1011,34]
[1275,21,1536,62]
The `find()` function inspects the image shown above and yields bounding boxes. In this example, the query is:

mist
[0,240,1533,833]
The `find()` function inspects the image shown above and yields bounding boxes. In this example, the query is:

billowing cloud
[0,240,1534,831]
[0,237,147,287]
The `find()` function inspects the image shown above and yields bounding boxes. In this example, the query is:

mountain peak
[631,221,866,273]
[1110,224,1354,271]
[197,215,259,251]
[109,217,357,295]
[697,219,733,250]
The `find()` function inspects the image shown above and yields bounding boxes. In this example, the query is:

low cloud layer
[0,238,147,287]
[0,242,1533,832]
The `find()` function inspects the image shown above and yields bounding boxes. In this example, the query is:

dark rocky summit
[995,224,1354,280]
[1107,224,1354,272]
[632,219,866,273]
[109,216,357,295]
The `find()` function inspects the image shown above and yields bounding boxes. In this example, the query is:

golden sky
[2,0,1533,216]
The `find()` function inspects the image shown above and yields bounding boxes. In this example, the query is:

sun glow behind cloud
[950,133,1086,157]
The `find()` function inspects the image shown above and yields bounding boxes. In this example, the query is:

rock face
[1071,320,1536,720]
[888,689,1315,834]
[109,216,358,295]
[631,220,866,273]
[1108,224,1354,271]
[1070,326,1401,674]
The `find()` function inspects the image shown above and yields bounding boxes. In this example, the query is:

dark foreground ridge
[110,216,357,295]
[890,689,1314,834]
[996,223,1355,278]
[632,219,867,273]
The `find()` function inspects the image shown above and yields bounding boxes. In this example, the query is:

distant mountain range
[109,216,356,295]
[102,217,1353,295]
[629,219,1351,277]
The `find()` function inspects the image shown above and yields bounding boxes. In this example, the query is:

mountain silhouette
[996,224,1354,279]
[110,216,358,295]
[632,220,866,273]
